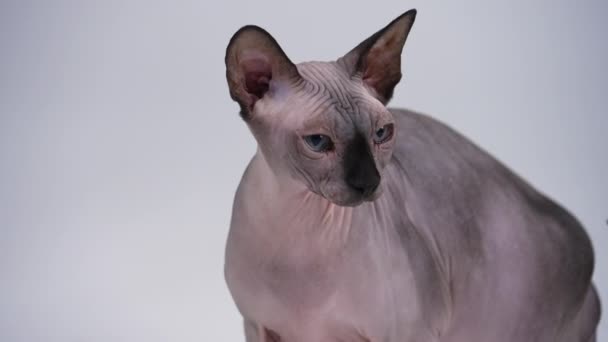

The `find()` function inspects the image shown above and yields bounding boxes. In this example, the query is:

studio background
[1,1,606,341]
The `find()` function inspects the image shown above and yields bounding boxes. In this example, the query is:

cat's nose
[343,131,381,199]
[346,166,380,198]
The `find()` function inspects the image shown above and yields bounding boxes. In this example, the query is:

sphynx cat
[223,9,601,342]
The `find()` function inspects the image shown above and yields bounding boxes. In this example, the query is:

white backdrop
[1,1,606,341]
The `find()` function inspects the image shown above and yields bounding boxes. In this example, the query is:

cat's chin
[325,192,382,208]
[316,185,383,207]
[333,199,364,208]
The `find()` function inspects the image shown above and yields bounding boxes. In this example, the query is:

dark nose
[346,166,380,197]
[343,132,381,198]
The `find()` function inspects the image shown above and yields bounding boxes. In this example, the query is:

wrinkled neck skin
[241,143,445,277]
[232,141,453,338]
[251,149,359,247]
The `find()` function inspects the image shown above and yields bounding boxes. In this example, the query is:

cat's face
[247,62,396,206]
[225,10,416,206]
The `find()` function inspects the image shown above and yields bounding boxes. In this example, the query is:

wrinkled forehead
[294,61,386,132]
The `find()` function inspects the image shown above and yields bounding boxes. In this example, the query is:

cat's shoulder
[388,107,469,141]
[388,107,496,167]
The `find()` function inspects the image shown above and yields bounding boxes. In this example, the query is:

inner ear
[242,55,272,100]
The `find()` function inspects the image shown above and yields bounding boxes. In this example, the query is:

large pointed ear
[337,9,417,104]
[225,25,301,119]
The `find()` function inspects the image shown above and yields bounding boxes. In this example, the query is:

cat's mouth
[321,185,383,207]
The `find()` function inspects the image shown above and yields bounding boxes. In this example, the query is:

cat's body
[225,108,600,342]
[223,9,600,341]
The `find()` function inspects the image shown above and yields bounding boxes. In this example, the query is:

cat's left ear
[338,9,417,104]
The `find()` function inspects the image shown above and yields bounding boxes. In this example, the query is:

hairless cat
[223,9,601,342]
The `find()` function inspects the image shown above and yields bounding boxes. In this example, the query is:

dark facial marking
[343,132,380,197]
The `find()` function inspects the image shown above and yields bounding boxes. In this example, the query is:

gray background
[1,0,606,341]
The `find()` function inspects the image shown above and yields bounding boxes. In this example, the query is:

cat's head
[225,10,417,207]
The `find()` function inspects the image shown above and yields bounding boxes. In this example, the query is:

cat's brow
[298,62,368,126]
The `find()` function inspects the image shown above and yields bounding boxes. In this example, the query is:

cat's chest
[228,250,384,341]
[225,216,422,341]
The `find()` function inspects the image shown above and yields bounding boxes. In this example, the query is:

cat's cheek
[374,143,394,168]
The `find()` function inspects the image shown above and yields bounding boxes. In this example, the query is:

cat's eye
[373,123,394,144]
[303,134,333,152]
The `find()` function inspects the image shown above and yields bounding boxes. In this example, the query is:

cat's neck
[246,150,359,250]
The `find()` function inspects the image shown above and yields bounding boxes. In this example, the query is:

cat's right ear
[225,26,301,119]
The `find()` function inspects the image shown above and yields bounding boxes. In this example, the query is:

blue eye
[303,134,333,152]
[373,123,394,144]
